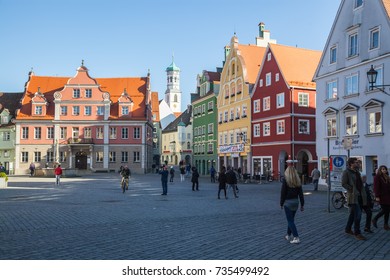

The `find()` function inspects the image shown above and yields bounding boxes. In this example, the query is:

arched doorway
[75,151,87,169]
[278,151,288,178]
[297,150,310,183]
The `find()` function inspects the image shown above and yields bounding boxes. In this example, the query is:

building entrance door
[75,151,87,169]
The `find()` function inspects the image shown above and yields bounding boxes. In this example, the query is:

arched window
[174,94,178,102]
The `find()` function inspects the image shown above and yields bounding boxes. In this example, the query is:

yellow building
[217,23,276,175]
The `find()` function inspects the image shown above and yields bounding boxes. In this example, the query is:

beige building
[217,23,276,174]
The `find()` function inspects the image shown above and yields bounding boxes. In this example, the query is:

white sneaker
[290,237,300,244]
[284,235,290,241]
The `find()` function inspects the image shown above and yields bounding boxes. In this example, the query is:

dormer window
[31,87,48,116]
[35,106,43,115]
[118,88,133,117]
[122,106,129,115]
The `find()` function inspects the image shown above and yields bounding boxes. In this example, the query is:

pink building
[14,62,154,175]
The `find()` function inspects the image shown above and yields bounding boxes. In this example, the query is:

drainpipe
[290,86,295,164]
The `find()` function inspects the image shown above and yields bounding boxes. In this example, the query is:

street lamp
[367,65,390,96]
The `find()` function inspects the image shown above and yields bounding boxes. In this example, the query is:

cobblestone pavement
[0,173,389,260]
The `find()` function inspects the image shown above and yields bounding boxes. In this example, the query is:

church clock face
[173,104,177,108]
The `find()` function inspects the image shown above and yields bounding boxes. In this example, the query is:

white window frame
[84,127,92,138]
[73,89,80,98]
[133,127,141,139]
[369,27,380,50]
[266,73,272,86]
[34,127,41,139]
[254,124,260,137]
[367,108,382,134]
[345,112,358,136]
[85,89,92,98]
[47,127,54,139]
[276,92,285,108]
[85,106,92,116]
[330,45,337,64]
[60,106,67,116]
[253,99,260,113]
[326,115,337,137]
[298,120,310,134]
[263,97,270,111]
[276,120,285,135]
[22,127,29,139]
[345,73,359,96]
[298,92,309,107]
[348,32,359,57]
[263,122,270,136]
[327,80,338,99]
[35,105,42,115]
[72,106,80,116]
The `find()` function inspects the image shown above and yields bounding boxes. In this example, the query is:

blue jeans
[284,206,299,237]
[346,203,362,234]
[312,179,319,191]
[162,181,168,195]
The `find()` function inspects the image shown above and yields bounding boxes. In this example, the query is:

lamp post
[367,65,390,96]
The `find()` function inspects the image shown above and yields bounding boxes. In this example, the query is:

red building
[251,44,321,181]
[14,62,154,175]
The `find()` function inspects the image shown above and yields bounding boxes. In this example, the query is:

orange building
[14,62,154,175]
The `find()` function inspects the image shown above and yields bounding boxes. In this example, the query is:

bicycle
[121,177,129,193]
[332,190,348,209]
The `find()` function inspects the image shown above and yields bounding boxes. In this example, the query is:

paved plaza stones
[0,173,389,260]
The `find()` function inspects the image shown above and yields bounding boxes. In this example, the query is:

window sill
[365,132,384,137]
[324,97,339,103]
[343,93,359,99]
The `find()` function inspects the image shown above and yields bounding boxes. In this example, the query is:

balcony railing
[67,138,94,144]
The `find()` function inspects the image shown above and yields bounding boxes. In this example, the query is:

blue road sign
[333,156,345,168]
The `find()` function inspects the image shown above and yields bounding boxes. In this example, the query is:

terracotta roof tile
[269,44,321,87]
[382,0,390,17]
[237,44,267,84]
[17,74,149,120]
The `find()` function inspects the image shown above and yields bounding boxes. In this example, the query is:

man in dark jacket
[342,157,367,240]
[159,165,169,195]
[191,167,199,191]
[226,166,238,198]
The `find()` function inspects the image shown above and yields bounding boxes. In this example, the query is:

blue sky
[0,0,339,111]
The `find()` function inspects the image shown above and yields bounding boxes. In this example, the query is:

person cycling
[120,165,131,193]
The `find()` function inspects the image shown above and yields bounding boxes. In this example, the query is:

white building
[313,0,390,185]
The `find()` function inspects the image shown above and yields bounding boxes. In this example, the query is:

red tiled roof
[151,91,160,122]
[237,44,267,84]
[269,44,321,87]
[17,73,148,120]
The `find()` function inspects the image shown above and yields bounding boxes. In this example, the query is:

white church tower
[165,56,181,113]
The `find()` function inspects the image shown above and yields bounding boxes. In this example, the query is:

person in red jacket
[372,165,390,230]
[54,164,63,186]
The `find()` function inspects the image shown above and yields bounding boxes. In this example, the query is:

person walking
[159,165,169,195]
[29,162,35,177]
[218,166,227,199]
[372,165,390,231]
[210,165,216,183]
[226,166,238,198]
[169,166,175,183]
[0,163,5,173]
[280,165,305,244]
[311,166,321,191]
[342,157,367,240]
[180,164,186,182]
[54,164,63,186]
[361,173,374,233]
[191,167,199,191]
